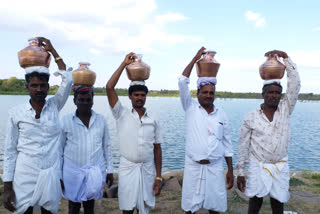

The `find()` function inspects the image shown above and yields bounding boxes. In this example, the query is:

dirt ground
[0,170,319,214]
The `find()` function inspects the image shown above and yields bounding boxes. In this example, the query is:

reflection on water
[0,95,319,171]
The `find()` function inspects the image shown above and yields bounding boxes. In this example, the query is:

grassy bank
[1,170,320,213]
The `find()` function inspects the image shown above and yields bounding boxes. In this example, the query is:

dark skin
[106,53,162,213]
[237,50,289,193]
[74,93,114,186]
[3,37,66,213]
[183,47,234,213]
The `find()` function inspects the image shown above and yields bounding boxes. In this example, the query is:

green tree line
[1,77,319,100]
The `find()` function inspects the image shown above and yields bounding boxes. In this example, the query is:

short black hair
[25,72,49,83]
[128,85,148,95]
[74,90,94,100]
[262,82,283,94]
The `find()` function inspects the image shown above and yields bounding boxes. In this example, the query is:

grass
[290,177,305,186]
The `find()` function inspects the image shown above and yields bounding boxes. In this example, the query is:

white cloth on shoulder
[118,156,155,214]
[197,77,217,89]
[130,80,145,86]
[245,153,290,203]
[24,66,50,74]
[263,79,281,86]
[62,156,106,203]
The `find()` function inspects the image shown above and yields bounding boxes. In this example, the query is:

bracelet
[55,56,62,62]
[155,177,162,182]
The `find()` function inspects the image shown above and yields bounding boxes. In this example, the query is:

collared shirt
[111,100,162,163]
[61,110,113,173]
[178,75,233,162]
[236,58,301,176]
[3,70,73,182]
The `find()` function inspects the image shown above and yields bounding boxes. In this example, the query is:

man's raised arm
[106,52,135,108]
[38,37,73,111]
[178,47,205,111]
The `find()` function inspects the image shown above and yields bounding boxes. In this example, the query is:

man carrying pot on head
[236,50,301,214]
[179,47,234,214]
[3,37,73,214]
[106,52,162,214]
[61,84,114,214]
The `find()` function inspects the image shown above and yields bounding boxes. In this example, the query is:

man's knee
[248,196,263,214]
[270,197,284,214]
[123,210,134,214]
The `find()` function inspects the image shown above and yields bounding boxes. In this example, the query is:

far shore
[0,91,320,101]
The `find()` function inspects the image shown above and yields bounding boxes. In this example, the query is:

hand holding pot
[264,50,288,59]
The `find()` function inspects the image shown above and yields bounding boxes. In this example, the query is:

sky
[0,0,319,93]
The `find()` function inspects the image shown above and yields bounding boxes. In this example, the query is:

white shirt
[236,58,301,176]
[111,100,162,163]
[61,110,113,173]
[178,75,233,162]
[3,70,73,182]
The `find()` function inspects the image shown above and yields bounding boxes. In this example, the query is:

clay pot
[18,38,51,68]
[126,54,150,81]
[196,50,220,77]
[72,62,96,86]
[259,54,286,80]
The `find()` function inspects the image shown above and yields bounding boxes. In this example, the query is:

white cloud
[245,10,265,28]
[290,50,320,68]
[312,27,320,32]
[0,0,200,55]
[156,12,189,25]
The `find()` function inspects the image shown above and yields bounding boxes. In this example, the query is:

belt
[196,159,210,164]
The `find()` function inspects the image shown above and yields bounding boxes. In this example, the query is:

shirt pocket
[142,122,155,142]
[214,122,224,140]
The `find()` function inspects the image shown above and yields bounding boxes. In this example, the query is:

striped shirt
[61,111,113,173]
[3,70,73,182]
[236,58,301,176]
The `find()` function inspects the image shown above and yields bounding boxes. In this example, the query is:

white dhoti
[181,156,227,213]
[62,157,106,203]
[245,153,290,203]
[118,156,156,214]
[13,154,62,214]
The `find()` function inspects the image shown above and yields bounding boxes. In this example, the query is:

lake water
[0,95,319,171]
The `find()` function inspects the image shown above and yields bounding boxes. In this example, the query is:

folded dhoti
[62,157,106,202]
[245,153,290,203]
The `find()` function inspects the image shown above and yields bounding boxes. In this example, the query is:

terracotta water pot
[72,62,96,86]
[18,38,51,68]
[126,54,150,81]
[259,54,286,80]
[196,50,220,77]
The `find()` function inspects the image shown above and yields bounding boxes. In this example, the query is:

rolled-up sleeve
[178,75,192,111]
[111,100,124,120]
[282,58,301,115]
[154,119,163,144]
[3,112,19,182]
[222,114,233,157]
[52,69,73,111]
[235,114,252,176]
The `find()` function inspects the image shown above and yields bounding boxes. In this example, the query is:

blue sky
[1,0,319,93]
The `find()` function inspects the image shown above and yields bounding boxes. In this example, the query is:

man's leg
[68,200,81,214]
[270,197,284,214]
[24,207,33,214]
[41,207,53,214]
[123,210,134,214]
[208,210,219,214]
[83,200,95,214]
[248,196,263,214]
